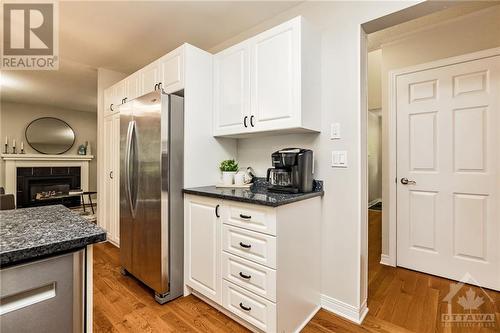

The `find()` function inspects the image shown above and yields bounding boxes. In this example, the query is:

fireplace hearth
[17,167,81,208]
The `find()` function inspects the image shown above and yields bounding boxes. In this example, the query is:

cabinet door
[185,196,221,303]
[103,116,115,243]
[140,62,160,96]
[111,113,121,245]
[115,80,127,105]
[104,86,120,116]
[213,44,250,136]
[126,74,140,101]
[159,48,184,94]
[250,19,300,131]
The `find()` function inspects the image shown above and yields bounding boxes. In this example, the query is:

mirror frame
[25,117,76,155]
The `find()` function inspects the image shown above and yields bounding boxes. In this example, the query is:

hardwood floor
[93,210,499,332]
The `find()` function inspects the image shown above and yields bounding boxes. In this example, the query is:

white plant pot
[221,171,236,185]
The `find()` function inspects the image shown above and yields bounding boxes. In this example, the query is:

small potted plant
[220,159,239,185]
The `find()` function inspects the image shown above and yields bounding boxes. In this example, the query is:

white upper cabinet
[140,61,161,95]
[213,16,321,137]
[213,43,250,135]
[159,46,184,94]
[104,80,126,116]
[126,73,140,101]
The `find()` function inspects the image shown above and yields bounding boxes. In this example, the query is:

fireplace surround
[17,167,81,208]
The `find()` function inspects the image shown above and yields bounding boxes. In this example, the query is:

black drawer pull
[239,214,251,219]
[215,204,220,218]
[239,272,251,279]
[250,115,255,127]
[239,242,251,249]
[243,116,248,128]
[239,303,251,311]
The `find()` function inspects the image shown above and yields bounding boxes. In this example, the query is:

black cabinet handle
[158,82,162,91]
[243,116,248,128]
[215,204,220,218]
[239,303,251,311]
[154,83,158,91]
[239,272,251,279]
[239,214,251,219]
[250,115,255,127]
[110,171,113,179]
[110,103,114,111]
[239,242,251,249]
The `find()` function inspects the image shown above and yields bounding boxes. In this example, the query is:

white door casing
[396,55,499,290]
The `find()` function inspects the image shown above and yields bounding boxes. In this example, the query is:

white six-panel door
[396,55,499,290]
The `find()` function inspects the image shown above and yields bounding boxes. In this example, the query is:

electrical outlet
[331,151,348,167]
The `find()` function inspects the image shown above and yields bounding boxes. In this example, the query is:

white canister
[234,172,245,186]
[222,171,236,185]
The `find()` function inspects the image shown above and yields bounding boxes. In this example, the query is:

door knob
[400,177,416,185]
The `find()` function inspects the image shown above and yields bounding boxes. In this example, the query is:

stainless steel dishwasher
[0,250,85,333]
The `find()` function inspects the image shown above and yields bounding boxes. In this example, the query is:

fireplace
[17,167,81,208]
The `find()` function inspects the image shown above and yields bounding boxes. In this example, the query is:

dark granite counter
[0,205,106,267]
[183,178,323,207]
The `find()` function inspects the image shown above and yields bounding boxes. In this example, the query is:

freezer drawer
[0,250,85,333]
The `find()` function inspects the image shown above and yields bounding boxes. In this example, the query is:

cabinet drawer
[223,202,276,236]
[222,225,276,268]
[222,252,276,302]
[222,280,276,332]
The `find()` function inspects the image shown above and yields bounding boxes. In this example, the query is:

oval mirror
[25,117,76,154]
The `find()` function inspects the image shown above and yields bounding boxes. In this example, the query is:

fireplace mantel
[1,154,94,161]
[1,154,93,202]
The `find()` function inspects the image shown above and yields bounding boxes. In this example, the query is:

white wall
[368,50,382,110]
[212,0,420,315]
[368,111,382,203]
[0,102,98,190]
[380,5,500,257]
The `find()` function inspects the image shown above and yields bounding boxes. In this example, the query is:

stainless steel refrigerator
[119,90,184,304]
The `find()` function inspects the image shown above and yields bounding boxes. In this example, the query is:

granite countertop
[0,205,106,267]
[183,178,324,207]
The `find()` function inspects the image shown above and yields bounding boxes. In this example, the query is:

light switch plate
[330,123,341,139]
[331,151,348,167]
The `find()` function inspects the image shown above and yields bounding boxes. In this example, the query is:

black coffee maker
[266,148,314,193]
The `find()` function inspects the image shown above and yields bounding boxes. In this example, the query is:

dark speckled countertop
[183,178,323,207]
[0,205,106,267]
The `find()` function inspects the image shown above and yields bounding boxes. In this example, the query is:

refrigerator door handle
[125,120,136,219]
[130,121,139,218]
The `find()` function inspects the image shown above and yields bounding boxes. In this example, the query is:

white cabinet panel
[251,21,298,131]
[213,44,249,135]
[185,196,221,303]
[159,48,184,94]
[140,62,160,96]
[103,113,120,245]
[126,74,140,101]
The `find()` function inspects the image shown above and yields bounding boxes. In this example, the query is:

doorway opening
[363,3,500,331]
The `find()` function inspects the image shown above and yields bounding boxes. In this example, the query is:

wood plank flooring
[93,210,499,332]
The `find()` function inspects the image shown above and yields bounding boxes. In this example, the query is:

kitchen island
[0,205,106,333]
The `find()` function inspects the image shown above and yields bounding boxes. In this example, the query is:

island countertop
[183,178,324,207]
[0,205,106,267]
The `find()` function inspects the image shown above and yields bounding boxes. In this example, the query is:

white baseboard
[380,254,395,267]
[320,294,369,325]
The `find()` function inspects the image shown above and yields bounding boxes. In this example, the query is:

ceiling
[1,1,497,113]
[1,1,301,112]
[367,1,499,51]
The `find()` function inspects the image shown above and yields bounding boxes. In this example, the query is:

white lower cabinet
[184,194,321,333]
[184,195,221,303]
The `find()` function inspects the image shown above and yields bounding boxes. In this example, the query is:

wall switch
[331,151,348,167]
[330,123,341,139]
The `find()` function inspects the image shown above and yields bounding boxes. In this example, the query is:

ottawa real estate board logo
[1,0,59,70]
